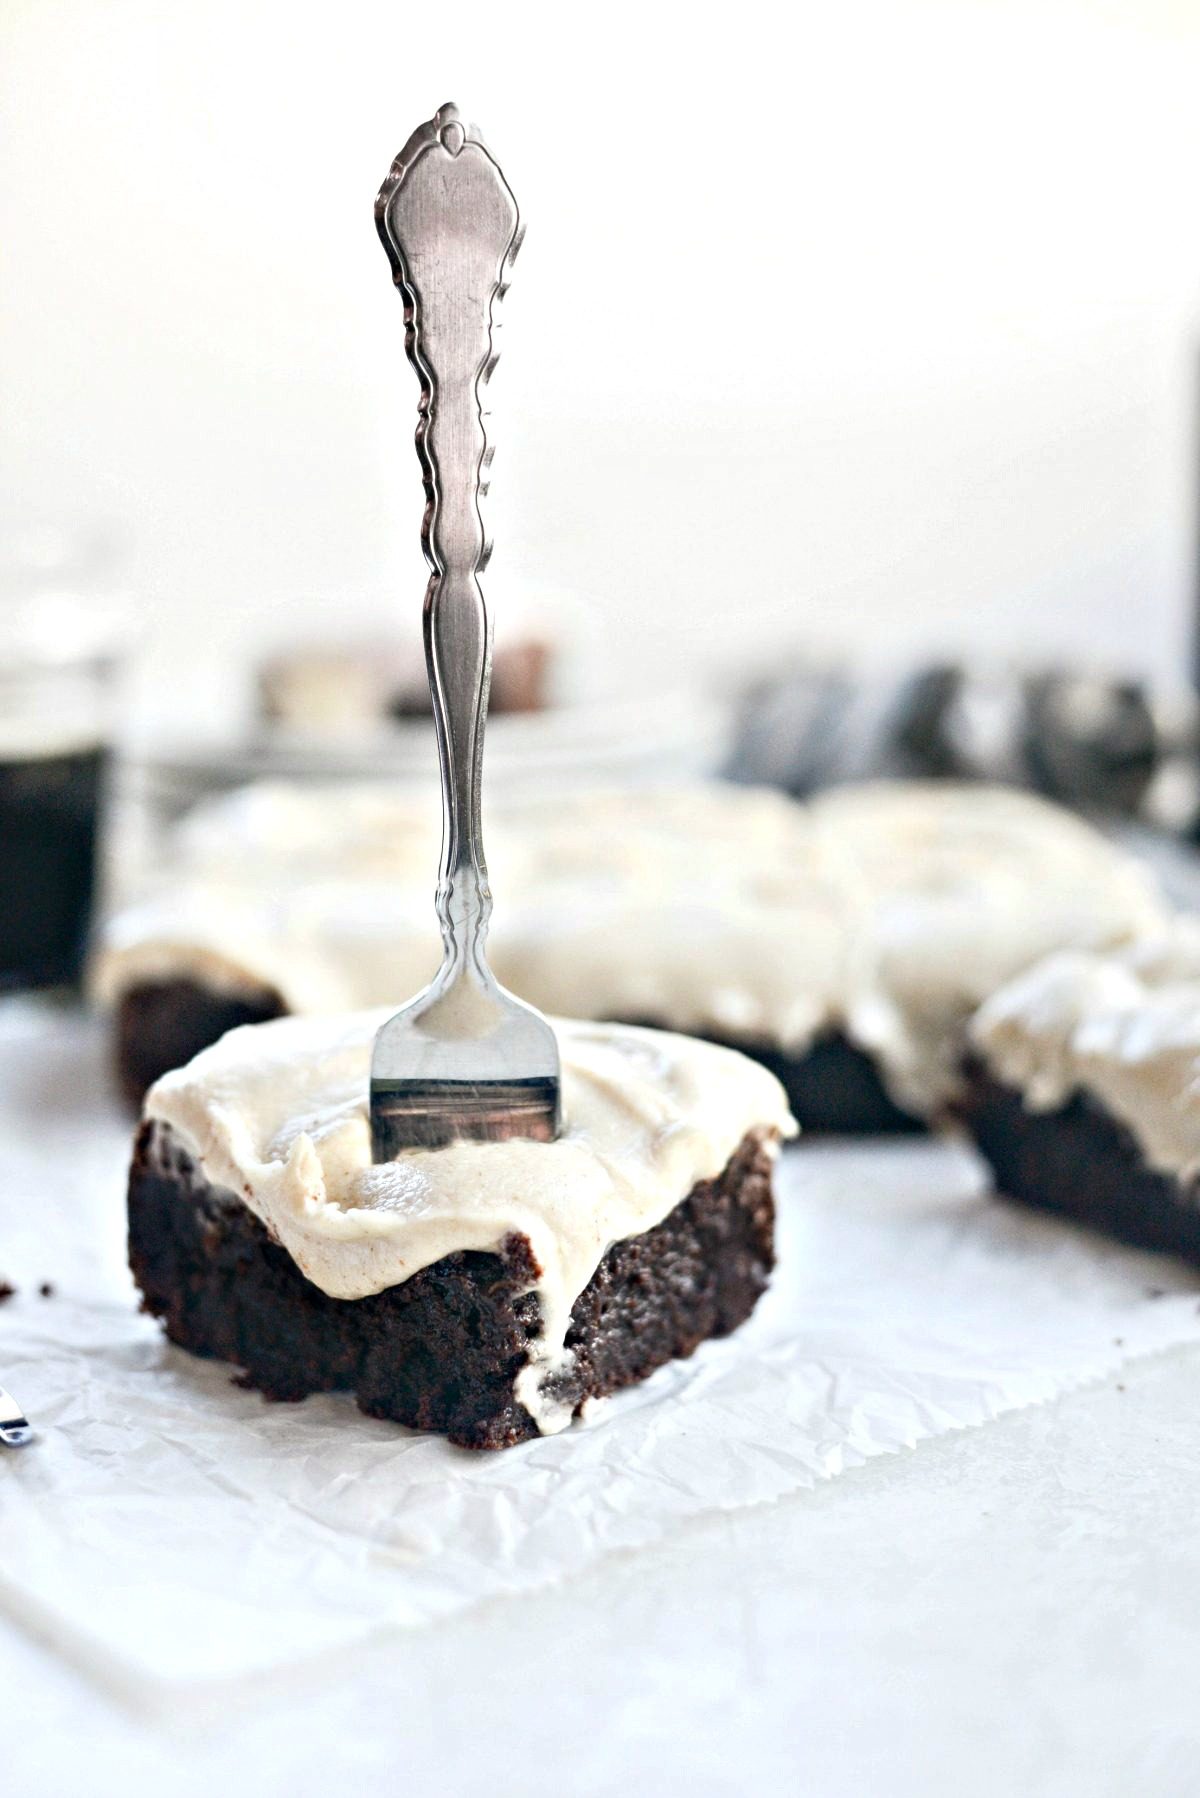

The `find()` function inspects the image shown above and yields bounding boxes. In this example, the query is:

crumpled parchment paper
[2,1001,1199,1702]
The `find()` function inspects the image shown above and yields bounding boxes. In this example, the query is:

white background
[4,0,1200,727]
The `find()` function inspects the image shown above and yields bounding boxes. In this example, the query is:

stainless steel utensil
[369,102,561,1157]
[0,1384,32,1447]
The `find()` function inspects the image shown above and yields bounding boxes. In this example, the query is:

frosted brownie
[128,1014,793,1447]
[807,781,1164,1119]
[99,780,1165,1128]
[960,924,1200,1264]
[259,635,551,730]
[99,784,856,1113]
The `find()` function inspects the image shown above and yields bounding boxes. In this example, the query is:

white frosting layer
[491,787,851,1049]
[145,1013,794,1433]
[98,780,1165,1115]
[97,785,849,1043]
[99,883,441,1014]
[811,782,1166,1111]
[969,918,1200,1179]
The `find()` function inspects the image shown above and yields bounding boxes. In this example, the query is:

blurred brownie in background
[959,923,1200,1266]
[97,780,1165,1129]
[259,635,551,732]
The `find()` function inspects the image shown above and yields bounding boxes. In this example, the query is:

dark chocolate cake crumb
[115,978,287,1109]
[617,1019,924,1137]
[730,1030,924,1135]
[38,1282,54,1298]
[958,1054,1200,1267]
[0,1281,16,1303]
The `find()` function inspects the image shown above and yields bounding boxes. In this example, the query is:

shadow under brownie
[129,1119,777,1449]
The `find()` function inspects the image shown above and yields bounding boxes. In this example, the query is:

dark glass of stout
[0,634,114,992]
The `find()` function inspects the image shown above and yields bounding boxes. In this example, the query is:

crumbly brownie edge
[957,1054,1200,1267]
[115,979,288,1109]
[127,1119,778,1450]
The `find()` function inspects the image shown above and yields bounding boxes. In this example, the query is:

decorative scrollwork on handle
[375,103,521,955]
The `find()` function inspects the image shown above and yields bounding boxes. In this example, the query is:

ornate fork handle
[375,102,521,970]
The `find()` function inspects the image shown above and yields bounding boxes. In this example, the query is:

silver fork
[369,103,561,1158]
[0,1383,32,1447]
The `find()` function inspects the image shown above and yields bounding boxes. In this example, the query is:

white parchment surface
[2,1001,1199,1702]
